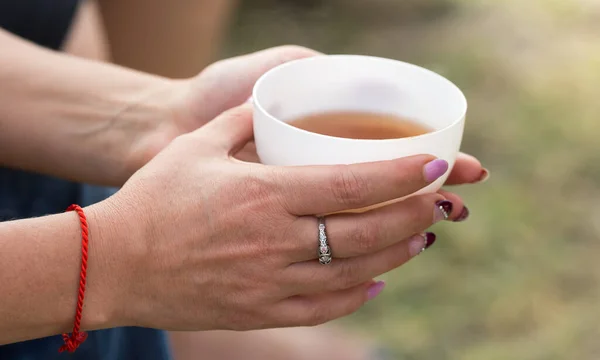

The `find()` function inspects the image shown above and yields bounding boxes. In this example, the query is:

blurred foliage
[224,1,600,358]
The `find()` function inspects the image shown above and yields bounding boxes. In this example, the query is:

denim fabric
[0,168,171,360]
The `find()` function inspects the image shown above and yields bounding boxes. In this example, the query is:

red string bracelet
[59,204,90,353]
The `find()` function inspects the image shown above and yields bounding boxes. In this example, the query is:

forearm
[0,29,174,186]
[0,202,125,345]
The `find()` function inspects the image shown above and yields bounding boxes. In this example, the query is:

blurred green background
[224,1,600,359]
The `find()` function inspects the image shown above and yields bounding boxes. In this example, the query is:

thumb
[192,104,255,155]
[193,46,321,118]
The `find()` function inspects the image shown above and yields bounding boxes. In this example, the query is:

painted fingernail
[472,168,490,184]
[367,281,386,301]
[424,232,437,249]
[453,206,470,222]
[434,200,453,222]
[410,232,437,256]
[408,234,427,257]
[423,159,449,183]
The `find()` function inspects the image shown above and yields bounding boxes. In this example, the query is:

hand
[127,46,320,175]
[236,143,489,221]
[95,105,460,332]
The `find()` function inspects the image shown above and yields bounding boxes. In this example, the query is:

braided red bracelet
[59,204,90,353]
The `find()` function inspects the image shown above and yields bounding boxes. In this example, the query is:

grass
[224,1,600,358]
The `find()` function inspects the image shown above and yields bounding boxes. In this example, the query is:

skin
[0,28,484,347]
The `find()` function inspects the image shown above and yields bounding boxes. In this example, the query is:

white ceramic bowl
[253,55,467,196]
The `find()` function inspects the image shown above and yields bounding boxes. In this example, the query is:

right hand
[94,104,454,332]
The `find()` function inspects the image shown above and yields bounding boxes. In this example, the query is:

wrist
[81,200,136,330]
[118,79,191,184]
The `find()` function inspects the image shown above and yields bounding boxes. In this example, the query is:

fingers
[271,280,379,327]
[280,155,449,215]
[288,193,446,261]
[445,152,488,185]
[197,46,322,116]
[283,235,428,295]
[191,104,254,154]
[437,189,469,222]
[227,46,321,95]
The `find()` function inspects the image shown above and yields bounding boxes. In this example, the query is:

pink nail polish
[408,234,427,257]
[423,159,449,183]
[409,233,436,257]
[367,281,386,301]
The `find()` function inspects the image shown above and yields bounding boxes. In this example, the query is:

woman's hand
[236,142,488,221]
[127,46,320,174]
[94,104,460,331]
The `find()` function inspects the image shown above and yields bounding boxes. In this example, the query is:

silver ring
[317,216,332,265]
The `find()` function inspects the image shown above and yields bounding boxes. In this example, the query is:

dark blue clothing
[0,1,172,359]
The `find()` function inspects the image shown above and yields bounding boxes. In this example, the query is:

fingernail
[246,96,253,104]
[434,200,453,222]
[424,232,437,249]
[472,168,490,184]
[408,234,427,257]
[423,159,449,183]
[410,232,437,257]
[453,206,470,222]
[367,281,386,301]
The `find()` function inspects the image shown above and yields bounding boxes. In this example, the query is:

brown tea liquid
[288,111,432,140]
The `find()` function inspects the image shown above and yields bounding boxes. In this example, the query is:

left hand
[127,46,321,173]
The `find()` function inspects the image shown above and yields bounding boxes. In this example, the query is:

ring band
[317,216,332,265]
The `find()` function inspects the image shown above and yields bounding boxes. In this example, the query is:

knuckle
[331,167,371,207]
[234,177,279,221]
[237,170,283,209]
[288,217,319,258]
[269,168,301,212]
[349,219,379,254]
[336,261,362,289]
[242,175,272,201]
